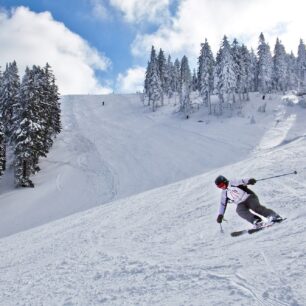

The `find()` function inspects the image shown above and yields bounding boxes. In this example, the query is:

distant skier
[215,175,283,227]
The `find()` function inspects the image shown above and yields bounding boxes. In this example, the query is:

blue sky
[0,0,305,94]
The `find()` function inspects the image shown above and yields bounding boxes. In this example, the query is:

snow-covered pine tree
[239,44,253,101]
[167,58,181,105]
[46,64,61,136]
[215,35,237,107]
[198,39,215,111]
[0,119,5,176]
[257,33,273,95]
[0,65,2,116]
[157,49,167,105]
[286,52,297,90]
[273,38,288,93]
[144,46,156,104]
[232,38,249,102]
[31,65,50,171]
[180,55,191,118]
[231,38,241,96]
[146,47,162,112]
[164,55,173,98]
[249,49,258,92]
[192,69,198,91]
[40,63,61,153]
[149,62,162,112]
[173,58,181,94]
[231,40,251,102]
[0,61,20,142]
[297,39,306,92]
[14,67,39,187]
[144,61,150,102]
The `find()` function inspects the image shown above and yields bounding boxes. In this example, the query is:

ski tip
[230,230,246,237]
[275,217,287,223]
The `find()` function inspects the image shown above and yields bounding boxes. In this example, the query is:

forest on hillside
[144,33,306,116]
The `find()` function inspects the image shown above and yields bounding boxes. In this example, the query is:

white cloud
[110,0,170,23]
[90,0,111,21]
[0,6,112,94]
[131,0,306,62]
[117,66,145,93]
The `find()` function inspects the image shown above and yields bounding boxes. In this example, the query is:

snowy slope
[0,93,276,238]
[0,93,305,305]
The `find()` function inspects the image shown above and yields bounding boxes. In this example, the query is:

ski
[231,218,286,237]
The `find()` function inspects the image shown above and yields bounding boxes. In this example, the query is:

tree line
[0,61,61,187]
[144,33,306,116]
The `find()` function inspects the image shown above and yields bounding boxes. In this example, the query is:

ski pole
[257,170,297,182]
[220,224,224,234]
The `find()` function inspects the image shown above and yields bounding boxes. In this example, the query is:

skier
[215,175,283,228]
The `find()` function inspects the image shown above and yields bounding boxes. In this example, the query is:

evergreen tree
[31,65,49,170]
[297,39,306,91]
[40,63,61,153]
[145,47,162,111]
[144,60,150,99]
[198,39,215,110]
[231,38,241,93]
[286,52,297,90]
[192,69,198,91]
[231,40,252,101]
[273,38,288,92]
[144,47,155,105]
[239,44,252,101]
[249,49,258,91]
[0,119,5,176]
[173,58,181,94]
[164,55,174,98]
[14,67,39,187]
[157,49,167,105]
[144,46,162,109]
[257,33,273,94]
[47,66,61,136]
[0,67,6,175]
[215,36,237,105]
[0,61,20,142]
[180,55,191,117]
[231,39,245,101]
[148,61,162,112]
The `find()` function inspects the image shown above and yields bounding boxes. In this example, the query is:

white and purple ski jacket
[218,178,252,216]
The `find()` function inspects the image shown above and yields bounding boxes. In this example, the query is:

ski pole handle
[257,170,297,182]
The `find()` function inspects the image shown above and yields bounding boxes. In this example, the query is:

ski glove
[217,214,223,223]
[248,178,256,185]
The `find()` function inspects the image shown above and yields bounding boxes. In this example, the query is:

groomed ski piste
[0,93,305,305]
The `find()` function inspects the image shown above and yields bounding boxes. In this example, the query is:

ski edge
[230,218,287,237]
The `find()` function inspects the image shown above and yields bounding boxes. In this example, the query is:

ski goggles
[216,182,227,189]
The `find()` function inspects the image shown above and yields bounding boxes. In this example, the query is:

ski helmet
[215,175,229,188]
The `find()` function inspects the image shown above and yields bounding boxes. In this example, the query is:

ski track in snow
[0,93,306,305]
[64,97,118,202]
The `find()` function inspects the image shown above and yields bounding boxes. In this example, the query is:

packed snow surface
[0,93,305,305]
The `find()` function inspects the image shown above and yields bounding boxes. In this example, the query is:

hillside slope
[0,93,280,238]
[0,94,305,305]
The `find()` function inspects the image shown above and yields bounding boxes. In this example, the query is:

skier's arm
[230,178,255,186]
[217,190,228,223]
